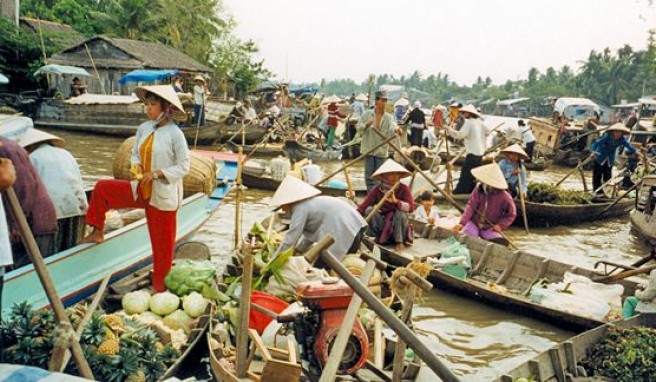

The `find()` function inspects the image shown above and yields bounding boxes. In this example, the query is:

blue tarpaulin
[118,69,179,85]
[289,86,318,95]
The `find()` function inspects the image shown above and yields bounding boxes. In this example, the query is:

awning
[289,86,318,95]
[118,69,179,85]
[0,73,8,84]
[34,64,91,77]
[497,97,530,106]
[611,102,640,108]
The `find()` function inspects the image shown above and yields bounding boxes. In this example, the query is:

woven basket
[113,136,217,197]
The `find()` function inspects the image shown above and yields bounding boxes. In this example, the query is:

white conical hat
[472,163,508,190]
[321,95,342,104]
[394,98,409,107]
[355,93,368,101]
[269,175,321,208]
[607,123,631,134]
[500,143,529,160]
[459,104,483,118]
[135,85,187,121]
[15,128,65,148]
[372,159,411,180]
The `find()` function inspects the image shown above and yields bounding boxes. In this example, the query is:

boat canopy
[64,93,140,105]
[0,73,8,84]
[497,97,530,106]
[289,86,318,95]
[611,102,640,109]
[554,97,600,120]
[118,69,179,85]
[639,97,656,106]
[34,64,91,77]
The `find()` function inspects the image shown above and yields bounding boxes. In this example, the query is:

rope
[389,262,431,300]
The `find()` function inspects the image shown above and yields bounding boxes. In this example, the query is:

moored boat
[241,170,367,198]
[282,139,343,162]
[226,140,285,157]
[630,175,656,244]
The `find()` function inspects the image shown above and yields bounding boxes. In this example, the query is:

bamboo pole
[235,239,254,377]
[84,43,104,95]
[518,163,529,234]
[593,181,640,220]
[365,182,400,223]
[391,283,417,382]
[555,154,595,187]
[5,187,94,379]
[234,147,244,250]
[343,168,355,200]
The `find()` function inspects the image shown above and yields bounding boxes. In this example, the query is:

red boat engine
[294,279,369,376]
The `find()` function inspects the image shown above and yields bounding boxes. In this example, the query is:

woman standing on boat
[81,85,190,292]
[497,144,529,199]
[453,164,516,245]
[590,123,640,195]
[357,159,414,251]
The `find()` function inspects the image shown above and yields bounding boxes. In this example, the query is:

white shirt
[193,85,205,105]
[351,101,366,119]
[131,121,191,211]
[0,194,12,267]
[30,144,88,219]
[414,205,440,222]
[522,128,536,145]
[244,107,257,121]
[448,118,487,156]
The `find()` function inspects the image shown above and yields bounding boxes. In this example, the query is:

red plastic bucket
[249,291,290,334]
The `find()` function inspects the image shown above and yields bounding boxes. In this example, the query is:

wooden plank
[528,360,543,381]
[496,250,521,284]
[391,284,416,382]
[471,243,493,276]
[563,341,578,377]
[523,258,550,295]
[549,348,566,382]
[374,318,385,369]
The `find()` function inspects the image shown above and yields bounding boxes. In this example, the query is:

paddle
[554,153,595,187]
[592,180,640,220]
[365,182,400,223]
[518,162,530,234]
[442,125,453,193]
[594,263,656,282]
[556,124,611,150]
[4,187,94,378]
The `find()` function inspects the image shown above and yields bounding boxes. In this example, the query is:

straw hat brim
[135,85,187,122]
[472,164,508,190]
[269,175,322,208]
[16,128,65,148]
[459,104,483,118]
[193,75,206,84]
[607,123,631,135]
[500,143,529,160]
[371,159,411,180]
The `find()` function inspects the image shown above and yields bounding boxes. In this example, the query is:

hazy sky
[224,0,656,86]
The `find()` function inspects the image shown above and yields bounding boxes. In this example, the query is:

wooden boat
[282,140,343,162]
[241,171,368,198]
[2,151,239,316]
[226,140,285,157]
[216,120,269,144]
[366,219,642,331]
[495,313,656,382]
[630,175,656,244]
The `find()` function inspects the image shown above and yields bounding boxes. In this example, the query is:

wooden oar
[365,183,400,223]
[343,168,355,200]
[595,263,656,282]
[518,163,530,234]
[442,126,453,193]
[555,153,595,187]
[4,187,94,378]
[593,180,640,220]
[215,122,248,152]
[233,147,244,250]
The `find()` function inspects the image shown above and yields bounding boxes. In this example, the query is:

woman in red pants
[81,85,191,291]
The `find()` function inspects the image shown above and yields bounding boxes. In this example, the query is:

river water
[45,127,651,381]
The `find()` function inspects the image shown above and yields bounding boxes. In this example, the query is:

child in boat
[357,159,414,251]
[497,144,529,199]
[453,164,516,245]
[414,190,440,225]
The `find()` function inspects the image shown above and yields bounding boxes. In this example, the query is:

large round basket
[113,136,217,197]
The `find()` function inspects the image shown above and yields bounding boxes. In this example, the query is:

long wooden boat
[495,313,656,382]
[367,219,642,331]
[630,175,656,245]
[2,151,239,316]
[242,171,367,198]
[282,140,343,162]
[226,140,285,157]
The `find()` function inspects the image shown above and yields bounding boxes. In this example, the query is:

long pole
[5,187,94,379]
[593,181,640,220]
[555,153,595,187]
[365,183,400,223]
[84,43,104,95]
[234,147,244,250]
[319,247,461,382]
[518,163,529,234]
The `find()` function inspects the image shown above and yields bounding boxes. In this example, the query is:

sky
[223,0,656,86]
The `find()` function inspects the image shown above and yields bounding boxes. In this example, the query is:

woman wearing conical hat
[498,144,529,199]
[356,159,415,251]
[81,85,190,292]
[270,176,367,262]
[453,164,516,245]
[590,123,640,195]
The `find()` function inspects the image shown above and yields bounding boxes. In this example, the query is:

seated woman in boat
[622,269,656,318]
[497,144,529,199]
[80,85,191,292]
[453,164,516,245]
[414,190,440,225]
[357,159,414,251]
[590,123,641,196]
[270,176,367,264]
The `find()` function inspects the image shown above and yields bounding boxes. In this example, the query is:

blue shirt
[497,158,527,194]
[591,133,636,166]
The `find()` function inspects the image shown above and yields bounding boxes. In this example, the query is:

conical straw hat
[15,128,65,148]
[372,159,411,180]
[135,85,187,121]
[472,163,508,190]
[500,143,529,160]
[394,98,409,107]
[607,123,631,134]
[269,175,321,208]
[459,104,483,118]
[355,93,368,101]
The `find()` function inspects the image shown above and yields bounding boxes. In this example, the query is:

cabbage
[137,311,162,325]
[182,292,208,318]
[149,291,180,316]
[163,309,193,334]
[165,260,216,296]
[122,290,151,314]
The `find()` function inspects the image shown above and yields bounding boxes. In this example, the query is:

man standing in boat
[270,176,367,264]
[404,100,427,147]
[357,90,398,192]
[193,75,208,127]
[590,123,641,196]
[518,120,536,161]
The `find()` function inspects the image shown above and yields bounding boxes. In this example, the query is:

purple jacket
[0,137,58,236]
[459,185,516,230]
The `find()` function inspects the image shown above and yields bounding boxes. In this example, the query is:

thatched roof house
[47,35,213,96]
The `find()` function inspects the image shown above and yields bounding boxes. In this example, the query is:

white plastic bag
[264,256,327,298]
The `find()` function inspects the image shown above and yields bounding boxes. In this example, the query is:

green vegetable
[164,260,217,296]
[149,291,180,316]
[163,309,193,334]
[527,182,592,205]
[182,292,209,318]
[122,290,151,314]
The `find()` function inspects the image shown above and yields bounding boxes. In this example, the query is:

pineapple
[97,338,120,356]
[125,369,146,382]
[102,314,125,333]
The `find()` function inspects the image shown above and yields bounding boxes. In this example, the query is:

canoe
[630,175,656,244]
[495,313,656,382]
[366,219,642,331]
[282,140,343,162]
[226,140,285,157]
[216,121,269,144]
[241,171,368,198]
[2,151,239,316]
